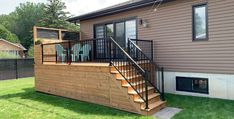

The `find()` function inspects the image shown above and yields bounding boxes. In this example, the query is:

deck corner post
[151,40,153,60]
[161,67,165,101]
[41,44,44,64]
[109,37,112,66]
[68,40,72,65]
[145,71,149,109]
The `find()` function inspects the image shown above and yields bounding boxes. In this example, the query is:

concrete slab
[152,107,182,119]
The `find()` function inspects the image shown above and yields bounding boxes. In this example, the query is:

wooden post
[33,26,37,44]
[59,30,62,40]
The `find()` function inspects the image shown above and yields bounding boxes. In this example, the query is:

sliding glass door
[94,18,136,59]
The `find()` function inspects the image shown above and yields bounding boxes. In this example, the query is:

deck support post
[145,71,149,109]
[68,40,71,65]
[161,67,165,101]
[109,38,112,66]
[41,44,44,64]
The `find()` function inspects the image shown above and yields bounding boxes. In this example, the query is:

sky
[0,0,128,16]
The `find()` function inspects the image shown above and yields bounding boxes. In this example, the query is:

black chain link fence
[0,58,34,80]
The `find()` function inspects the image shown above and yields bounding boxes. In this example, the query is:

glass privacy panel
[37,29,59,39]
[194,5,207,39]
[62,31,80,40]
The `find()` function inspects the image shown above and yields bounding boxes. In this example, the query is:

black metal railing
[109,37,150,109]
[128,38,165,101]
[42,38,111,64]
[130,39,154,60]
[41,37,165,109]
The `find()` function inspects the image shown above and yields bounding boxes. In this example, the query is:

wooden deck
[35,62,142,114]
[43,62,110,67]
[33,36,165,116]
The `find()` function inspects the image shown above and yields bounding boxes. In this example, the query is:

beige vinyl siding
[80,0,234,74]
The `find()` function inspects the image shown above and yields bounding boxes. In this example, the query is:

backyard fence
[0,58,34,80]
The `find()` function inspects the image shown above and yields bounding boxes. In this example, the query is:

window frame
[176,76,209,94]
[93,16,137,39]
[192,3,208,41]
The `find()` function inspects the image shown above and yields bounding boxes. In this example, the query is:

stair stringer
[108,74,142,114]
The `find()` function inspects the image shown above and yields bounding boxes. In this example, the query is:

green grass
[166,94,234,119]
[0,78,150,119]
[1,78,234,119]
[0,52,18,59]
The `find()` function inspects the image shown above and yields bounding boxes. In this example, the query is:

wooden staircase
[110,66,166,115]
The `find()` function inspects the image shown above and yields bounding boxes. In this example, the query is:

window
[193,4,208,41]
[176,77,209,94]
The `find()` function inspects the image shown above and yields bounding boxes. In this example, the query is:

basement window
[176,77,209,94]
[192,4,208,41]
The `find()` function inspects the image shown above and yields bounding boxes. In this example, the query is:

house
[0,39,26,58]
[34,0,234,116]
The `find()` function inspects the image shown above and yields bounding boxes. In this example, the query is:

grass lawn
[0,78,150,119]
[167,94,234,119]
[0,78,234,119]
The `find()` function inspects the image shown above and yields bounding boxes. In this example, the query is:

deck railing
[41,37,165,109]
[109,37,150,109]
[129,39,154,60]
[128,38,165,101]
[41,38,111,64]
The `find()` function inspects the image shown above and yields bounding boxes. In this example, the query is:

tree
[0,24,19,43]
[0,13,17,31]
[38,0,79,31]
[12,2,45,49]
[195,13,205,36]
[27,46,34,58]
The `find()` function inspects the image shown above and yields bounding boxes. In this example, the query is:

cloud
[63,0,128,16]
[0,0,128,16]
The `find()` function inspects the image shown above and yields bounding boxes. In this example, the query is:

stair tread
[134,93,160,103]
[116,75,142,80]
[112,60,150,67]
[122,81,145,87]
[128,87,154,94]
[141,101,166,111]
[111,70,132,74]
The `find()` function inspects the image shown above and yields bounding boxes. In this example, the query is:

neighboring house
[0,39,26,58]
[34,0,234,116]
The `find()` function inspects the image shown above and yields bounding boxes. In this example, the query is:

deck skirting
[35,64,141,114]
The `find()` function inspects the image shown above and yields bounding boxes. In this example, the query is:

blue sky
[0,0,128,16]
